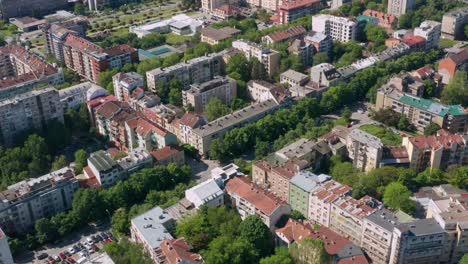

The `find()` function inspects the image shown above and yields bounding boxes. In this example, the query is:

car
[68,257,76,263]
[53,255,60,261]
[107,233,116,241]
[68,247,76,254]
[100,232,108,239]
[346,123,352,128]
[37,253,49,260]
[96,234,104,242]
[64,251,72,257]
[59,252,66,260]
[86,237,93,244]
[88,248,95,254]
[105,238,113,244]
[73,245,81,252]
[79,252,86,257]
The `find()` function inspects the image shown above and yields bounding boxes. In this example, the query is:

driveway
[188,158,219,183]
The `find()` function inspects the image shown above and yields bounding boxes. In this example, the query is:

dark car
[95,234,104,242]
[91,235,99,243]
[37,253,49,260]
[100,232,108,239]
[64,251,72,257]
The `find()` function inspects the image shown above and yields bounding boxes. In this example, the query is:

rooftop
[280,69,309,83]
[88,150,118,172]
[398,218,445,236]
[349,129,384,149]
[399,94,466,116]
[304,31,329,43]
[151,145,184,161]
[289,171,330,192]
[264,26,306,43]
[408,133,467,151]
[131,206,174,249]
[366,208,402,232]
[279,0,322,10]
[160,238,202,264]
[201,26,241,41]
[185,179,223,203]
[312,14,357,26]
[187,76,234,94]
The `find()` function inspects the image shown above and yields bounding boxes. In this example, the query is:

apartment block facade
[414,20,442,50]
[312,14,357,42]
[0,87,64,146]
[0,228,13,264]
[441,7,468,40]
[0,167,78,235]
[289,171,330,217]
[387,0,415,17]
[112,72,144,102]
[182,76,237,113]
[232,39,280,77]
[277,0,326,24]
[346,129,384,172]
[146,53,224,93]
[0,0,68,20]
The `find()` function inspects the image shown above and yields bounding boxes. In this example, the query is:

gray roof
[349,129,383,149]
[131,206,174,249]
[399,218,445,236]
[280,69,309,82]
[289,171,330,193]
[186,179,223,202]
[88,150,117,172]
[366,208,401,232]
[336,242,365,260]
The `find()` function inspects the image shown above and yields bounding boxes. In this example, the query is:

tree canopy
[441,71,468,107]
[383,182,416,214]
[205,98,231,121]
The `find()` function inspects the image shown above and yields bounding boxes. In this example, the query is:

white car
[79,251,86,257]
[68,247,76,254]
[86,237,93,244]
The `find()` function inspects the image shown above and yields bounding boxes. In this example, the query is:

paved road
[188,158,220,183]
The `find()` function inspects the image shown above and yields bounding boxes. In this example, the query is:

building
[232,39,280,77]
[127,118,178,151]
[130,206,176,263]
[0,0,68,20]
[185,179,224,209]
[84,150,124,188]
[151,145,185,166]
[262,26,306,45]
[225,176,291,230]
[375,86,468,133]
[0,228,13,264]
[130,14,203,37]
[304,31,332,54]
[280,69,309,88]
[246,80,290,104]
[78,253,115,264]
[277,0,326,24]
[289,171,330,217]
[9,16,46,32]
[0,45,64,100]
[189,99,280,156]
[201,0,226,12]
[288,38,314,66]
[112,72,145,102]
[441,7,468,40]
[88,0,110,11]
[59,82,106,110]
[387,0,415,17]
[362,9,398,29]
[312,14,357,42]
[438,48,468,84]
[116,148,154,176]
[309,63,342,88]
[211,4,240,20]
[346,129,384,172]
[201,26,241,45]
[146,52,224,93]
[0,87,64,147]
[275,138,331,169]
[414,20,442,50]
[159,238,202,264]
[0,167,78,235]
[402,132,468,172]
[182,76,237,113]
[211,163,244,186]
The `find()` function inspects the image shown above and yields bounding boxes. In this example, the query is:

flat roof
[131,206,174,249]
[350,129,383,149]
[88,150,117,172]
[290,171,330,192]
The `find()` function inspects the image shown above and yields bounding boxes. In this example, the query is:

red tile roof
[266,26,306,43]
[151,145,183,161]
[96,101,129,119]
[362,9,396,26]
[136,118,169,137]
[103,44,136,56]
[409,134,466,150]
[179,113,203,128]
[279,0,321,10]
[64,33,101,53]
[402,36,426,47]
[225,176,287,216]
[338,255,369,264]
[87,95,117,109]
[160,238,202,264]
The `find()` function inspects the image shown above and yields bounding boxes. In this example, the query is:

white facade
[86,150,123,187]
[414,20,442,50]
[112,72,144,102]
[346,129,383,172]
[59,82,105,110]
[387,0,415,17]
[185,179,224,208]
[312,14,357,42]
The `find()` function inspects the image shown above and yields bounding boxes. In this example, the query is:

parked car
[59,252,66,260]
[73,245,81,252]
[53,255,60,261]
[100,232,108,239]
[68,247,76,254]
[68,257,76,263]
[37,253,48,260]
[64,250,72,257]
[86,237,93,244]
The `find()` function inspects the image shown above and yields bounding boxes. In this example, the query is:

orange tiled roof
[266,26,306,42]
[409,134,466,150]
[151,145,183,161]
[279,0,321,10]
[160,238,202,264]
[136,118,169,137]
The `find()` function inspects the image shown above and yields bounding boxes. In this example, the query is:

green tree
[251,58,268,81]
[312,52,329,66]
[73,3,85,15]
[112,208,130,235]
[226,54,250,81]
[104,238,153,264]
[35,218,58,244]
[255,140,270,159]
[341,106,352,123]
[447,166,468,191]
[205,98,231,121]
[98,69,118,94]
[74,149,87,174]
[239,216,273,257]
[397,115,410,131]
[424,122,441,136]
[289,237,331,264]
[202,236,259,264]
[364,24,388,43]
[51,155,67,171]
[290,210,306,220]
[72,188,106,223]
[260,247,293,264]
[169,88,182,106]
[460,253,468,264]
[383,182,415,213]
[441,71,468,107]
[24,134,50,175]
[209,139,230,162]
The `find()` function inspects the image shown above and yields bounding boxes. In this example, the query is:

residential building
[59,82,106,110]
[130,14,203,37]
[362,9,398,29]
[127,117,178,151]
[185,179,224,209]
[402,35,427,51]
[287,38,314,66]
[330,0,352,9]
[211,163,244,186]
[346,129,384,172]
[401,132,468,172]
[211,4,240,20]
[0,45,64,100]
[78,253,115,264]
[43,10,77,23]
[146,52,224,93]
[0,167,78,234]
[232,39,280,76]
[9,17,46,32]
[289,171,330,217]
[0,87,64,147]
[309,63,342,88]
[438,48,468,84]
[88,0,110,11]
[312,14,357,42]
[304,31,332,54]
[0,0,68,20]
[0,228,13,264]
[441,7,468,40]
[84,150,124,188]
[414,20,442,50]
[225,176,291,230]
[280,70,309,87]
[275,138,331,170]
[246,80,290,104]
[130,206,176,263]
[251,160,305,201]
[262,26,306,45]
[151,145,185,166]
[116,148,153,175]
[183,76,237,113]
[201,26,241,45]
[112,72,145,102]
[172,112,205,144]
[375,86,468,133]
[189,99,281,156]
[159,238,202,264]
[413,184,467,217]
[276,219,369,264]
[277,0,326,24]
[387,0,415,17]
[201,0,226,12]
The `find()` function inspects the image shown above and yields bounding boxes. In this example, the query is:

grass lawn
[333,118,348,127]
[359,124,402,146]
[166,33,192,45]
[438,38,457,49]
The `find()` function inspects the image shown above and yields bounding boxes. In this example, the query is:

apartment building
[0,45,64,100]
[151,145,186,166]
[182,76,237,113]
[201,26,241,45]
[189,99,280,156]
[387,0,415,17]
[0,228,13,264]
[0,87,64,147]
[0,167,78,235]
[159,238,202,264]
[246,80,290,104]
[85,150,124,188]
[312,14,357,42]
[346,129,384,172]
[362,9,398,29]
[232,39,280,77]
[201,0,225,11]
[280,70,309,88]
[130,206,176,263]
[112,72,144,102]
[401,132,468,172]
[211,163,244,185]
[309,63,342,88]
[146,52,224,93]
[95,100,135,150]
[126,117,178,151]
[414,20,442,50]
[172,112,205,144]
[304,31,332,54]
[225,176,291,230]
[438,48,468,84]
[277,0,326,24]
[59,82,107,111]
[287,38,314,67]
[376,85,468,133]
[0,0,68,20]
[185,179,224,209]
[262,26,306,45]
[441,7,468,40]
[275,138,332,170]
[289,172,330,217]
